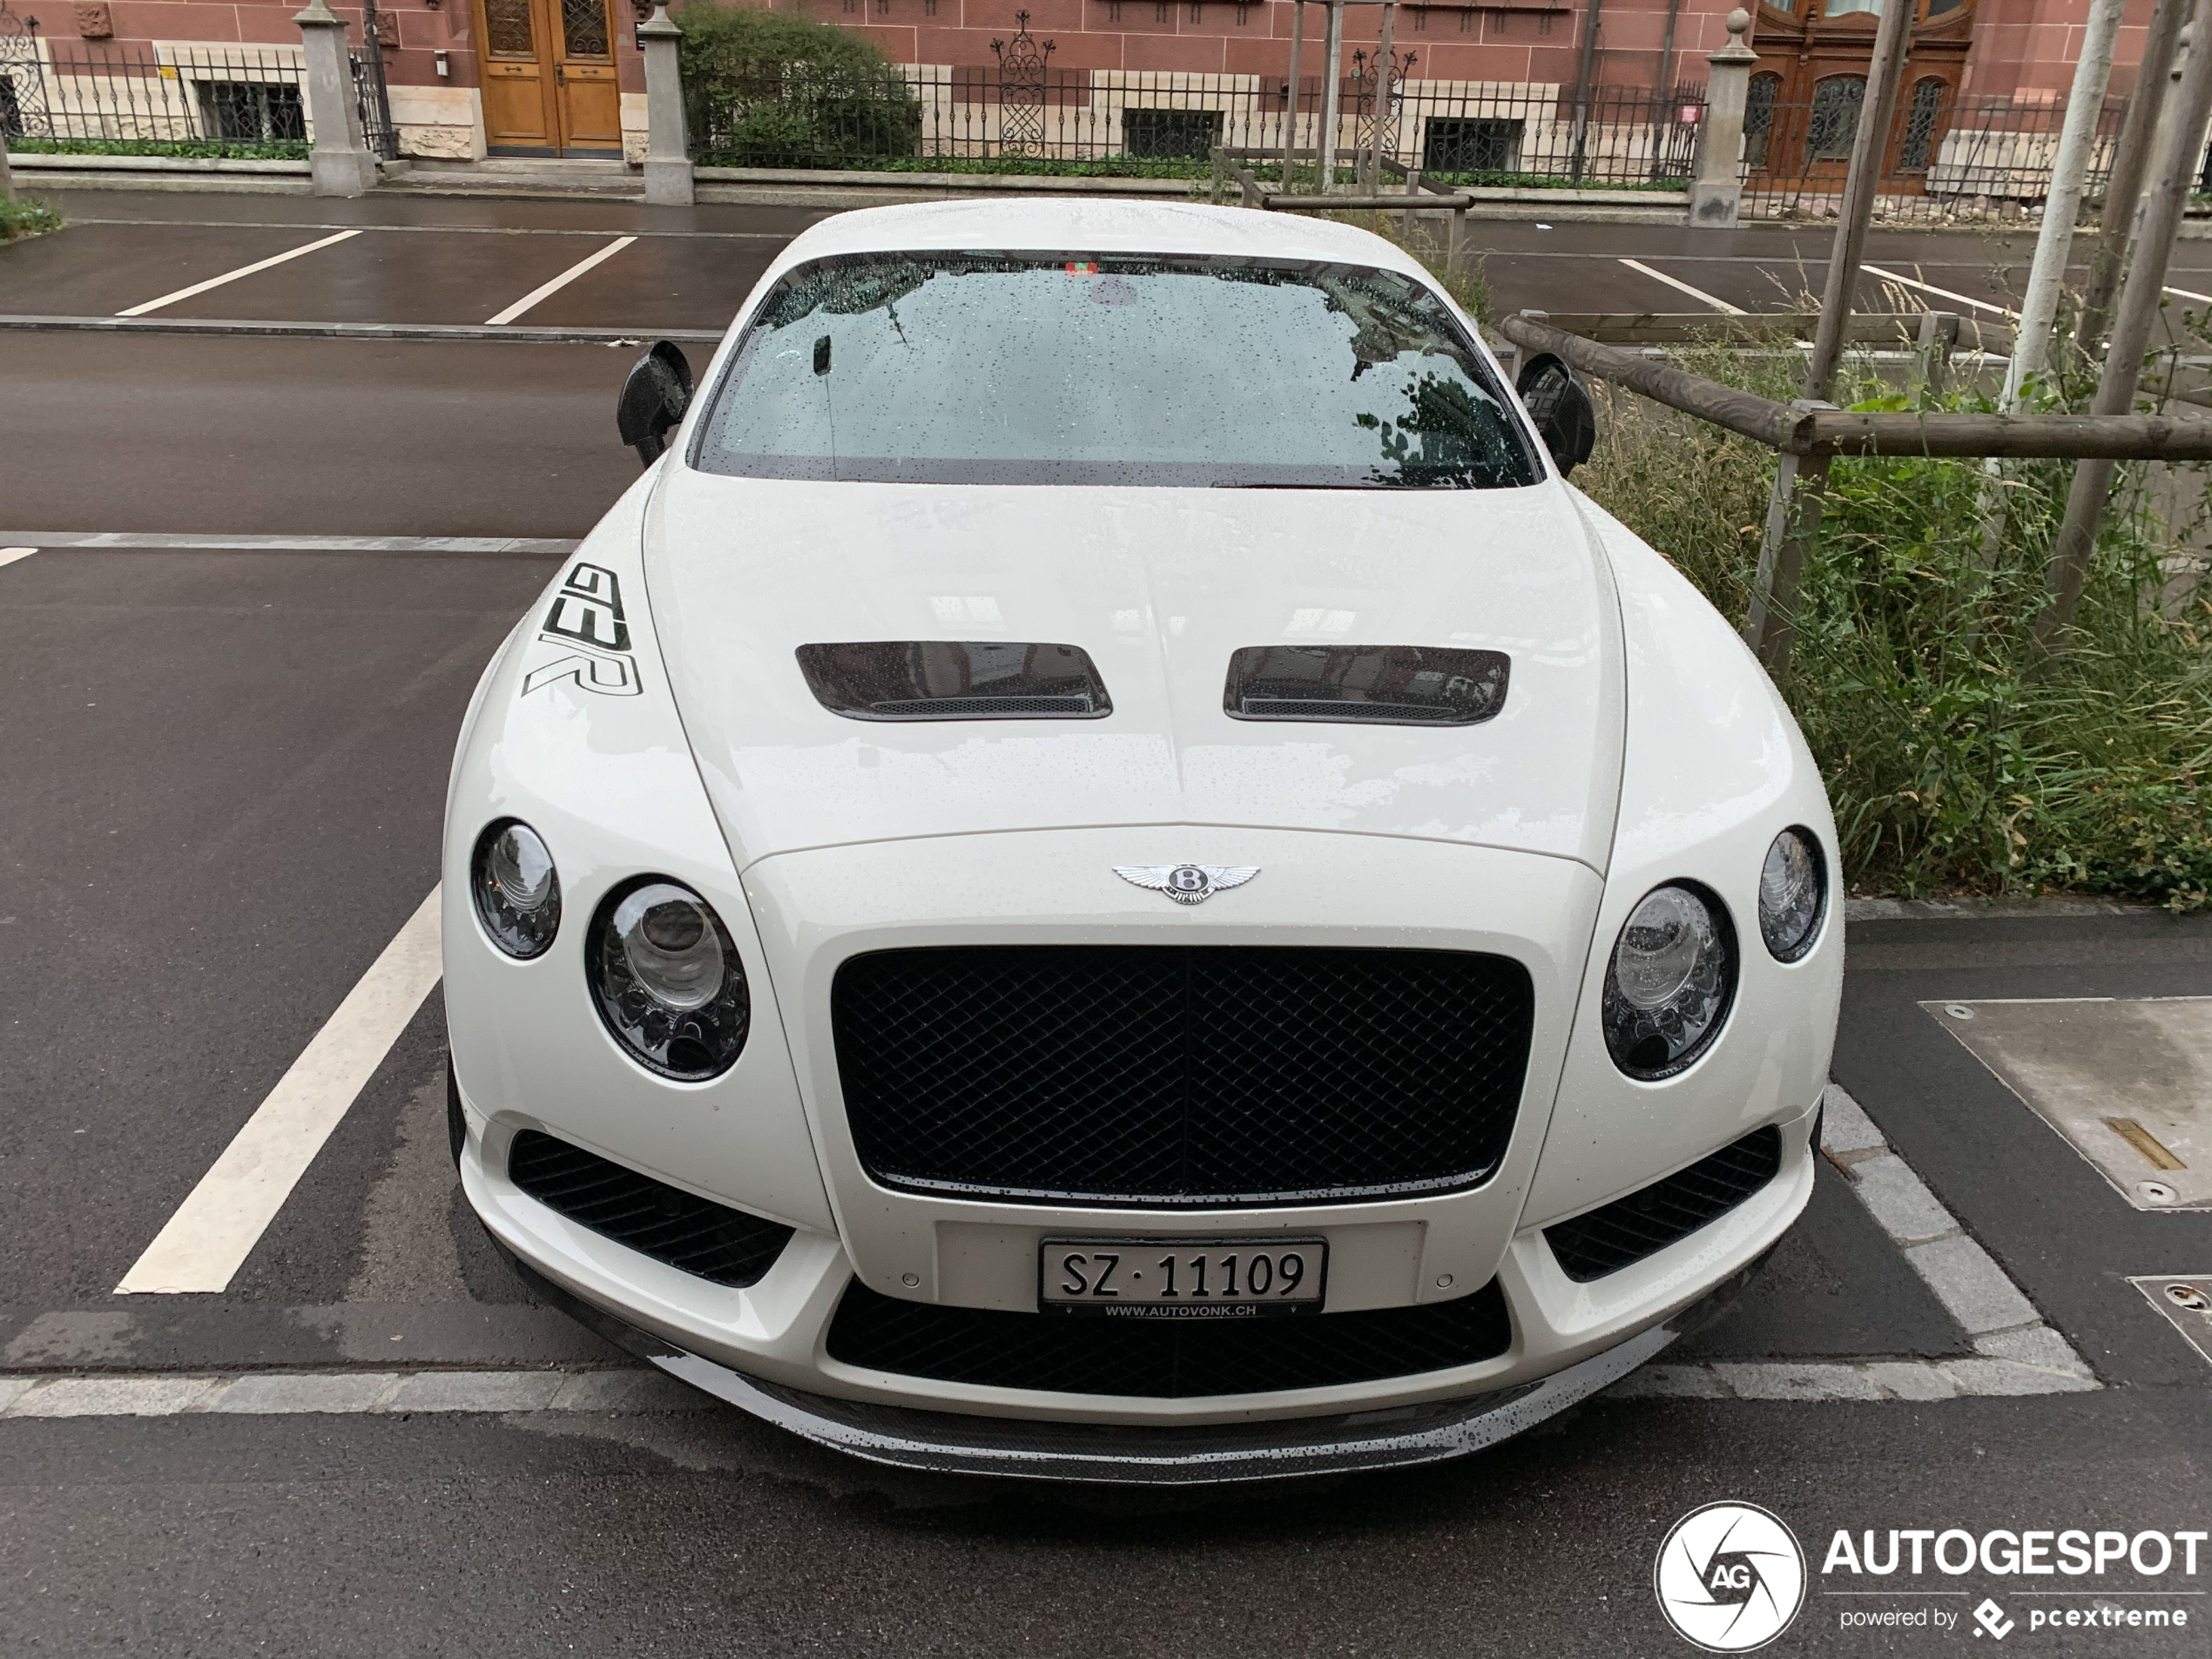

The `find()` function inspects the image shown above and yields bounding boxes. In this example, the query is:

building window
[196,80,307,143]
[876,0,889,13]
[1156,2,1171,20]
[1424,116,1522,174]
[1107,0,1122,17]
[1236,2,1250,22]
[1125,107,1225,157]
[1411,6,1425,29]
[1189,1,1203,20]
[1899,75,1947,169]
[1743,71,1779,167]
[1807,74,1865,162]
[925,0,937,12]
[1458,7,1473,28]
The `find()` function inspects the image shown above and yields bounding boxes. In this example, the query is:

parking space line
[114,887,443,1295]
[486,235,637,326]
[1618,259,1745,314]
[1860,264,2018,319]
[2165,284,2212,304]
[114,229,364,319]
[0,548,35,571]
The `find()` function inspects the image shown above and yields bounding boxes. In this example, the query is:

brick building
[0,0,2164,169]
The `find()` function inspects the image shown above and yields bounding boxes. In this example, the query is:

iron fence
[0,30,308,152]
[1742,85,2130,225]
[691,44,1706,191]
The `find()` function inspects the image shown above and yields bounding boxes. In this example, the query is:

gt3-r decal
[522,560,643,698]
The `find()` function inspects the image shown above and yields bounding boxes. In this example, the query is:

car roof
[765,198,1434,280]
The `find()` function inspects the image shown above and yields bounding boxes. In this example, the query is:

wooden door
[475,0,622,154]
[479,0,556,152]
[551,0,623,152]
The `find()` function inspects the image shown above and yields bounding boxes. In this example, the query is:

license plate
[1039,1237,1328,1319]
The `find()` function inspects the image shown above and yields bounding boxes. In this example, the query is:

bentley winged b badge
[1113,864,1260,906]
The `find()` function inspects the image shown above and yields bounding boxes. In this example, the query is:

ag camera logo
[1656,1502,1808,1652]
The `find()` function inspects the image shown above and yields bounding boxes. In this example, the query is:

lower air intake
[1543,1127,1784,1283]
[826,1279,1513,1398]
[507,1130,793,1289]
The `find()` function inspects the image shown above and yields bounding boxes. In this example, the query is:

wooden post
[1447,198,1467,274]
[2037,0,2212,651]
[1318,0,1345,192]
[1282,0,1307,185]
[1403,164,1421,242]
[1239,166,1262,207]
[1367,0,1399,194]
[2078,0,2189,356]
[1689,9,1757,230]
[1916,310,1959,398]
[0,120,15,206]
[2006,0,2124,407]
[1741,406,1838,683]
[1803,0,1913,402]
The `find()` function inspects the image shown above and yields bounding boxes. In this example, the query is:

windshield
[691,252,1541,489]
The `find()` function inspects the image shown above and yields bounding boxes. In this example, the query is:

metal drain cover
[1925,997,2212,1211]
[2129,1276,2212,1366]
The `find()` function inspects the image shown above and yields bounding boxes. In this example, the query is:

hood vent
[1224,645,1510,725]
[797,642,1112,722]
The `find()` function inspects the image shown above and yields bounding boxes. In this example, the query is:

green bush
[9,137,309,159]
[0,194,63,240]
[677,0,920,166]
[1577,349,2212,912]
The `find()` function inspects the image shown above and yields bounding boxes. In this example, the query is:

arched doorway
[1745,0,1974,192]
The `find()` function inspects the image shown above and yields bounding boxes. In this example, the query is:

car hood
[643,469,1625,873]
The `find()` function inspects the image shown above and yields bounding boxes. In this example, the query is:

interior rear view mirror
[1515,352,1597,477]
[617,340,694,468]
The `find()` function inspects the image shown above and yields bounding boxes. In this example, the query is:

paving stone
[6,1376,224,1417]
[1603,1365,1730,1399]
[211,1373,405,1414]
[1820,1082,1887,1157]
[1942,1358,2101,1397]
[386,1371,566,1413]
[1863,1362,1960,1401]
[1904,1235,2043,1336]
[548,1369,713,1413]
[1972,1325,2095,1378]
[1850,1154,1959,1244]
[1710,1362,1885,1401]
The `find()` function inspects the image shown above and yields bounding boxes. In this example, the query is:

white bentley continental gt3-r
[443,199,1840,1483]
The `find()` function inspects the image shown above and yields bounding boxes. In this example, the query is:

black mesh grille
[507,1130,794,1288]
[827,1278,1513,1397]
[1545,1128,1784,1282]
[832,946,1535,1206]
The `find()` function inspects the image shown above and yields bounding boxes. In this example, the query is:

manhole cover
[2129,1276,2212,1366]
[1925,998,2212,1211]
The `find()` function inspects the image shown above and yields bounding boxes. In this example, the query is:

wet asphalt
[0,190,2207,1656]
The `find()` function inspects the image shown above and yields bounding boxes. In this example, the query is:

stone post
[294,0,377,196]
[639,4,694,206]
[1689,8,1757,230]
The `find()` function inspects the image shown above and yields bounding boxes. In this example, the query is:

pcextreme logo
[1656,1502,1810,1652]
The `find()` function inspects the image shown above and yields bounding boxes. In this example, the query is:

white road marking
[1860,263,2018,318]
[2165,284,2212,304]
[115,887,443,1294]
[115,229,364,318]
[0,547,36,570]
[485,235,637,326]
[1618,258,1746,314]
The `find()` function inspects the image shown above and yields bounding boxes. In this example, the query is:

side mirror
[1514,352,1597,476]
[617,340,694,468]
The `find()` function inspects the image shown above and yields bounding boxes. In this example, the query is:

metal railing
[1743,90,2131,224]
[0,37,307,151]
[688,59,1708,188]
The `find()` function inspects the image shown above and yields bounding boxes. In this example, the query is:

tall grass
[1578,349,2212,911]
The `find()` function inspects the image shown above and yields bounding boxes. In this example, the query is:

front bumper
[504,1244,1761,1485]
[458,1083,1817,1474]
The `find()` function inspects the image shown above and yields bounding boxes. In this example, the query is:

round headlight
[471,819,561,959]
[1757,826,1827,962]
[1602,883,1736,1080]
[587,879,749,1080]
